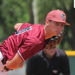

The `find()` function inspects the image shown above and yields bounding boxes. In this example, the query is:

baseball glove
[45,31,64,48]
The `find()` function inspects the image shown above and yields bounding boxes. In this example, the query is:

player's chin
[49,52,56,57]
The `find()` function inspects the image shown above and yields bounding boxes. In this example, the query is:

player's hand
[0,62,4,71]
[0,67,3,71]
[4,60,13,72]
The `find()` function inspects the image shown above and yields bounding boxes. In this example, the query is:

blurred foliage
[0,0,33,41]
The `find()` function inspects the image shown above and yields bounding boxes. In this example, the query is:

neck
[44,25,51,39]
[45,53,52,59]
[43,49,52,59]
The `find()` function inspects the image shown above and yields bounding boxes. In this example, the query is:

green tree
[69,1,75,50]
[0,0,33,41]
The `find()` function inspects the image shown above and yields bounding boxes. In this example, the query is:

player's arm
[14,23,23,30]
[5,53,24,70]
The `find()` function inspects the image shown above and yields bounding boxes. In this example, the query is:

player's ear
[45,20,48,25]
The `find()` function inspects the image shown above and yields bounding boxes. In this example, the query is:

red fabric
[0,23,45,62]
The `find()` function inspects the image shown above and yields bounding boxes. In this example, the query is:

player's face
[47,20,64,35]
[44,45,56,58]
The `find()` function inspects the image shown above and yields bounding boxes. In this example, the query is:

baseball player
[0,9,70,74]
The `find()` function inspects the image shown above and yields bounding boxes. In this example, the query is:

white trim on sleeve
[18,50,25,61]
[17,24,23,32]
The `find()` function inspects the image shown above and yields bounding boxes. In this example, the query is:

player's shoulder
[19,23,32,29]
[56,48,69,61]
[27,51,42,62]
[56,48,67,57]
[23,23,33,26]
[18,23,43,31]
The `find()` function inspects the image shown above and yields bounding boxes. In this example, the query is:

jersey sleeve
[17,37,43,61]
[61,55,70,75]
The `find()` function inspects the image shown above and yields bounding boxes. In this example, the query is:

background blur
[0,0,75,75]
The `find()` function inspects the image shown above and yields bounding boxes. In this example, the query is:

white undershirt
[0,51,3,61]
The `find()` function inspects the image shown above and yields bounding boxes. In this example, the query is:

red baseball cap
[46,9,70,26]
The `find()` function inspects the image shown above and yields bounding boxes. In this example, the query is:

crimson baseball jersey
[0,23,45,63]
